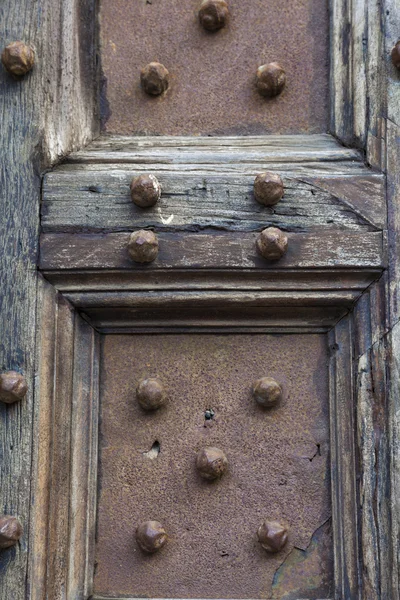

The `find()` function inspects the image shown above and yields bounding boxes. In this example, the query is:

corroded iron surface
[100,0,329,135]
[95,333,332,598]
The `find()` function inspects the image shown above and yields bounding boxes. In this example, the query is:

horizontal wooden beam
[40,231,385,271]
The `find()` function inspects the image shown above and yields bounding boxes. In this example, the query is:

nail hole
[143,440,161,460]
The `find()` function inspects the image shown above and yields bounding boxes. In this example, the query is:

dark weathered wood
[39,230,385,271]
[387,322,400,599]
[40,268,385,295]
[328,316,359,599]
[75,305,347,333]
[42,167,384,234]
[68,313,99,598]
[0,1,98,597]
[330,0,385,155]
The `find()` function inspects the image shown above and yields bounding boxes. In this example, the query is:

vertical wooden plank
[68,319,100,598]
[330,0,353,144]
[356,341,391,599]
[385,0,400,128]
[0,0,98,597]
[329,316,359,599]
[331,0,385,156]
[45,298,75,600]
[387,322,400,599]
[386,121,400,327]
[29,277,58,600]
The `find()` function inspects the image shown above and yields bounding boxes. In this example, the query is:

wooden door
[1,1,400,600]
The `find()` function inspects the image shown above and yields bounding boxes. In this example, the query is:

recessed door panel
[100,0,329,136]
[95,333,333,599]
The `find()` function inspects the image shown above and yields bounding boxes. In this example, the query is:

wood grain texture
[40,268,385,295]
[42,167,385,234]
[330,0,385,154]
[39,230,385,272]
[328,317,359,599]
[67,133,361,162]
[29,278,100,600]
[0,0,98,597]
[386,0,400,128]
[387,320,400,600]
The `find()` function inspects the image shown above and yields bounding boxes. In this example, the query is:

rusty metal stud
[196,446,228,480]
[198,0,229,31]
[128,230,159,263]
[391,41,400,69]
[141,62,169,96]
[254,172,284,206]
[257,520,288,553]
[256,63,286,98]
[0,516,23,550]
[252,377,282,408]
[0,371,27,404]
[136,377,168,411]
[256,227,288,261]
[130,174,161,208]
[1,41,35,77]
[136,520,168,553]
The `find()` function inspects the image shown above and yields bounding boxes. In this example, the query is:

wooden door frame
[0,1,399,599]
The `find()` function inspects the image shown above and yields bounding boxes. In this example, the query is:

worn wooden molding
[29,274,373,597]
[330,0,385,157]
[67,133,361,163]
[39,230,385,272]
[29,277,100,600]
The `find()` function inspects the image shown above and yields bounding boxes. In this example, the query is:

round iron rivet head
[257,520,288,553]
[198,0,229,31]
[256,63,286,98]
[391,41,400,69]
[128,230,159,263]
[141,62,169,96]
[0,371,27,404]
[254,172,284,206]
[130,174,161,208]
[136,520,168,553]
[252,377,282,408]
[1,41,34,76]
[136,377,168,411]
[196,446,228,480]
[256,227,288,261]
[0,516,23,550]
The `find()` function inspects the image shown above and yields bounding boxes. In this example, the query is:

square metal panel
[100,0,329,135]
[95,333,333,599]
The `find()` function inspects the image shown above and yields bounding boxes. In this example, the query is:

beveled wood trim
[330,0,384,159]
[329,317,359,598]
[31,268,388,599]
[29,277,100,600]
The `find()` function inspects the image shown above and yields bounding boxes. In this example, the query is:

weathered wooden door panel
[100,0,329,136]
[95,333,332,599]
[1,0,400,599]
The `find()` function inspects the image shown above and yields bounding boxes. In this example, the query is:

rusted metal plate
[95,333,333,598]
[100,0,329,135]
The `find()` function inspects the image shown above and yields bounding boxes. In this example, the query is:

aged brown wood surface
[29,277,100,600]
[42,139,385,234]
[0,1,98,599]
